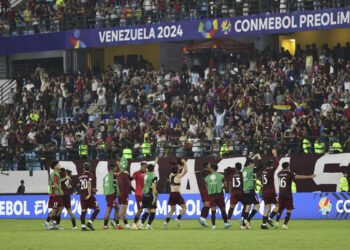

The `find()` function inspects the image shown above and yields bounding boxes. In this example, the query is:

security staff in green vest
[79,141,88,159]
[314,138,325,154]
[340,171,349,192]
[292,181,297,193]
[220,143,229,156]
[303,138,312,153]
[142,138,151,158]
[332,140,343,153]
[122,147,132,160]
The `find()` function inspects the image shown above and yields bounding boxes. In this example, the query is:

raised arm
[272,148,279,169]
[176,159,188,179]
[295,174,316,180]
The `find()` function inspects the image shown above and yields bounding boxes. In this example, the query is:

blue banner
[0,8,349,54]
[0,193,349,219]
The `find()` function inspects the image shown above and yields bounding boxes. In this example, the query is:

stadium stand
[0,40,349,170]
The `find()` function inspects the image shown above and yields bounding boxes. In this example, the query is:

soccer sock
[276,213,281,223]
[165,217,170,223]
[104,219,108,227]
[148,212,155,225]
[201,206,209,219]
[248,209,258,221]
[91,209,100,222]
[269,211,277,219]
[211,211,216,226]
[262,216,267,225]
[133,216,139,224]
[242,212,248,220]
[141,212,149,224]
[56,214,61,225]
[228,208,234,220]
[81,211,86,226]
[123,219,128,225]
[71,218,76,227]
[284,212,291,225]
[220,207,228,223]
[115,218,120,225]
[177,214,182,220]
[46,215,51,223]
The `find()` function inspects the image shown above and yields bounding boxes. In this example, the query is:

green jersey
[243,167,256,192]
[49,170,62,195]
[103,173,119,196]
[204,172,224,195]
[142,172,157,194]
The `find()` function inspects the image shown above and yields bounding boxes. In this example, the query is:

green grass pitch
[0,219,349,250]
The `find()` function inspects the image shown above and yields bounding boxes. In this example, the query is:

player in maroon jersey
[59,168,77,229]
[198,162,211,227]
[78,162,100,231]
[113,160,134,229]
[275,162,315,229]
[260,149,279,229]
[226,163,245,222]
[130,161,148,230]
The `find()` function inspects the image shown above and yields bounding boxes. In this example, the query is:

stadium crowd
[0,0,349,36]
[1,42,350,170]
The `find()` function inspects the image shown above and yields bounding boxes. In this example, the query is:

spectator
[17,180,25,194]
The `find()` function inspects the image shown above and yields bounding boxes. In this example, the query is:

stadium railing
[0,135,348,171]
[1,0,349,37]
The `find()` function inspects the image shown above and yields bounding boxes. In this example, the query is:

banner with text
[0,8,349,54]
[0,193,350,219]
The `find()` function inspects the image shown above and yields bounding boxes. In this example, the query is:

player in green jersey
[139,158,158,230]
[204,164,232,230]
[241,153,264,229]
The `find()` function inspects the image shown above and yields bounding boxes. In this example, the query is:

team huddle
[44,149,315,231]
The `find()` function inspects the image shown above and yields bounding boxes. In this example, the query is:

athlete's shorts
[48,196,64,209]
[135,195,143,209]
[208,193,225,208]
[168,192,185,206]
[199,188,209,203]
[62,194,71,209]
[230,191,245,205]
[80,195,98,210]
[106,194,117,208]
[278,195,294,211]
[142,193,157,209]
[118,193,129,205]
[262,191,278,205]
[243,190,260,205]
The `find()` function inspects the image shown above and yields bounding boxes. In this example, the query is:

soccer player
[103,163,119,230]
[241,153,264,229]
[59,168,77,229]
[115,160,134,229]
[78,162,100,231]
[43,160,64,230]
[227,163,245,222]
[205,164,232,230]
[139,161,158,230]
[261,148,279,229]
[275,162,315,229]
[130,161,148,230]
[198,162,211,227]
[164,158,188,229]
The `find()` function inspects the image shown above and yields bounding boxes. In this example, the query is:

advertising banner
[0,193,349,219]
[0,8,349,54]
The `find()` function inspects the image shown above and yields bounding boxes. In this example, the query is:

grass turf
[0,219,349,250]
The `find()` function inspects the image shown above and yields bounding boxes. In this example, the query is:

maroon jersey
[262,157,279,194]
[117,173,132,194]
[79,172,94,199]
[228,170,243,193]
[198,170,210,190]
[277,170,296,197]
[60,172,71,194]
